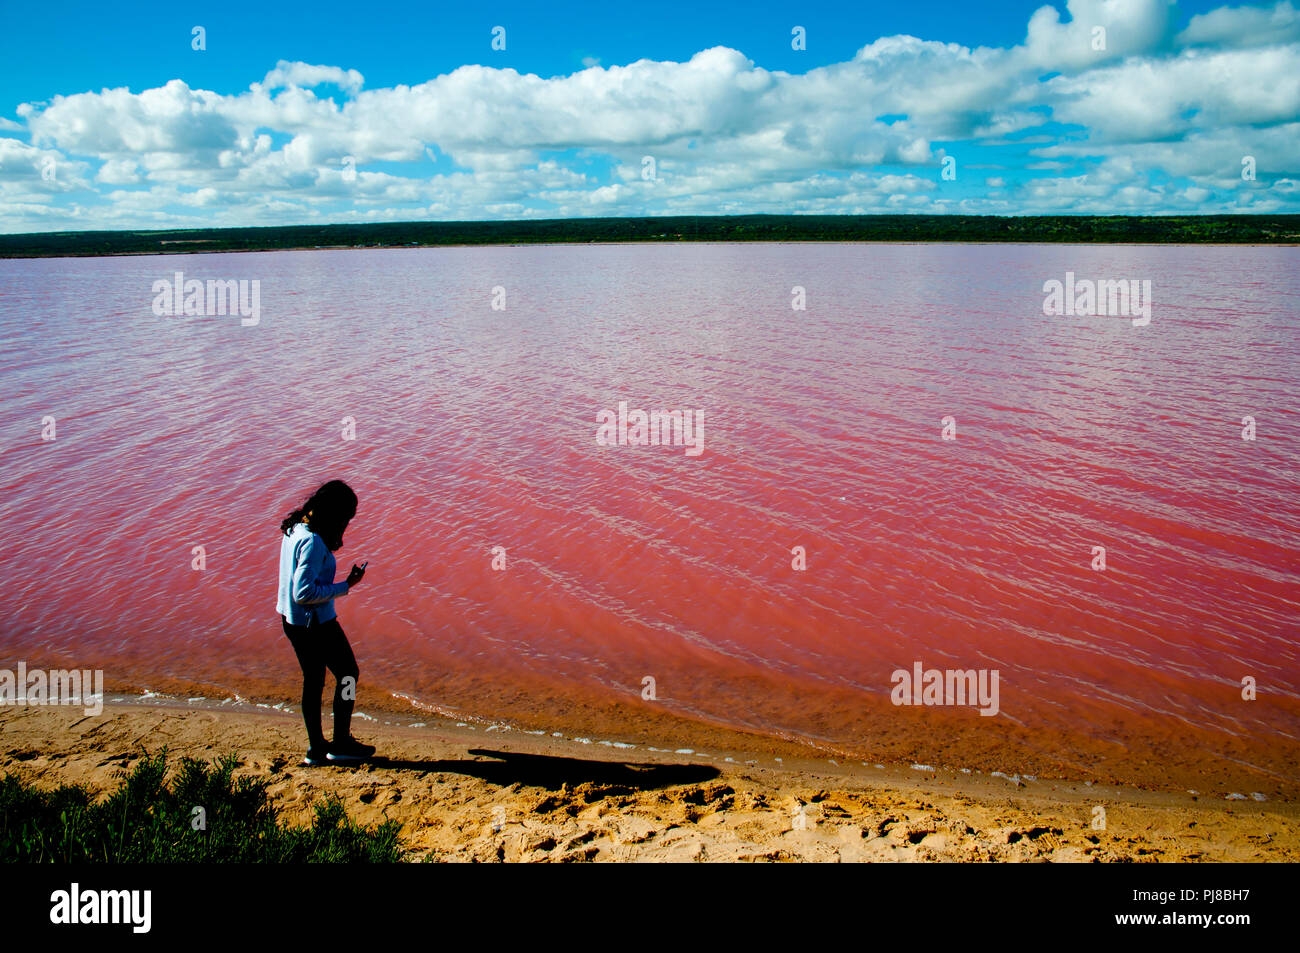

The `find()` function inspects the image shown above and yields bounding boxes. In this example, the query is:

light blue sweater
[276,521,349,625]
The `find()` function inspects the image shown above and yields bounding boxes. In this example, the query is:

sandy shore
[3,702,1297,862]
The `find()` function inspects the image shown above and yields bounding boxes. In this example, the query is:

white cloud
[1022,0,1177,70]
[1177,0,1300,47]
[2,0,1299,231]
[260,61,365,95]
[96,158,141,184]
[1045,45,1300,142]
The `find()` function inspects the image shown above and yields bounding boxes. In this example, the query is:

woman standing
[276,479,376,765]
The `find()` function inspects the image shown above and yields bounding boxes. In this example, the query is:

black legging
[281,615,359,749]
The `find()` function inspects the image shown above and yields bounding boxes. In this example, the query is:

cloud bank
[2,0,1298,231]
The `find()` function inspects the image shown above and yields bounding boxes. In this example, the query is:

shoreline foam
[72,686,1296,807]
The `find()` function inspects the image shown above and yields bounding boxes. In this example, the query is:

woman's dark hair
[280,480,358,552]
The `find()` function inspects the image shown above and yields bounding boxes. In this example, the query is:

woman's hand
[346,563,367,588]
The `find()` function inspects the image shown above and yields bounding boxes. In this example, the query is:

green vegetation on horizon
[1,214,1297,258]
[0,752,405,862]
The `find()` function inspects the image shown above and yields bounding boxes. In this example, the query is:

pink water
[2,243,1298,793]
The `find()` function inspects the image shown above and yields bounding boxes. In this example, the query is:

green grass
[0,752,405,862]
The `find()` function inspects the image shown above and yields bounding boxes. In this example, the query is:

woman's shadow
[363,748,721,792]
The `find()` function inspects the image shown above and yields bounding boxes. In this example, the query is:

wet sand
[2,702,1296,862]
[61,655,1300,805]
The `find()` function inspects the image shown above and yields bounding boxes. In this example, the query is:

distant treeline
[1,214,1297,258]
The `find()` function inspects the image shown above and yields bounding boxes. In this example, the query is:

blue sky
[1,0,1297,231]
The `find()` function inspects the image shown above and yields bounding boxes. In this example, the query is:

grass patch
[0,751,404,862]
